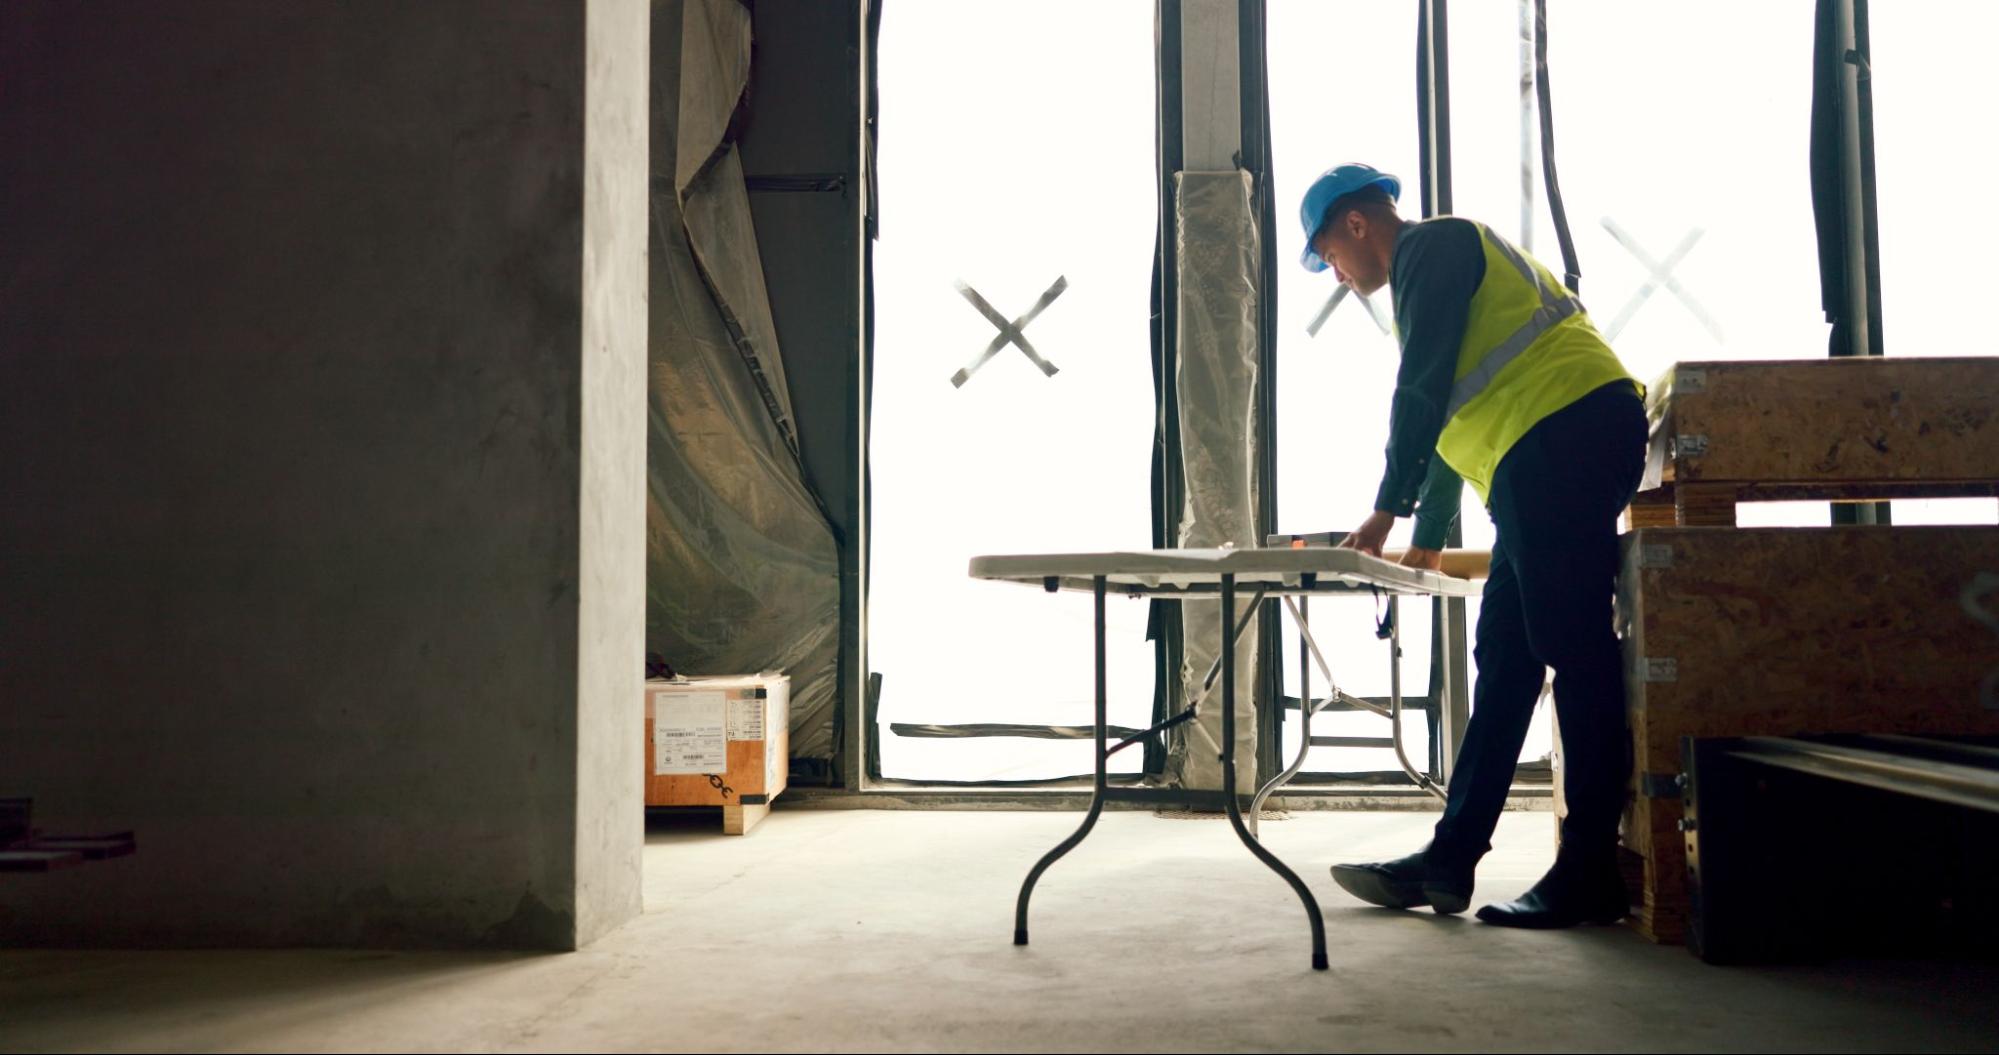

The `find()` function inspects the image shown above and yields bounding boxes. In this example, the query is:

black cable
[1108,707,1202,759]
[1415,1,1453,218]
[1534,0,1581,295]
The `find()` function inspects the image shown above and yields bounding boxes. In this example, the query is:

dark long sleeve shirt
[1374,217,1485,551]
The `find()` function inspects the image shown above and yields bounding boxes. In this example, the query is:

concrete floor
[3,808,1995,1053]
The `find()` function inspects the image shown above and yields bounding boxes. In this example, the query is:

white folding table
[968,546,1482,970]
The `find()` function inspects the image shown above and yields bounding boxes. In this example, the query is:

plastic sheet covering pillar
[1171,170,1260,794]
[647,0,840,760]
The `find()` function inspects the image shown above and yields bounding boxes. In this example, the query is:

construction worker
[1302,162,1646,928]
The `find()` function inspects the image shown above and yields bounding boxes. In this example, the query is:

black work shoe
[1331,851,1474,915]
[1476,853,1630,929]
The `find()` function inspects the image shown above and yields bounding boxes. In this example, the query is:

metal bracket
[1640,770,1685,799]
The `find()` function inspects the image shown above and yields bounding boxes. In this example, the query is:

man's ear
[1343,208,1369,240]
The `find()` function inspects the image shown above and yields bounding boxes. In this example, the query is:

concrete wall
[0,0,647,949]
[577,0,650,949]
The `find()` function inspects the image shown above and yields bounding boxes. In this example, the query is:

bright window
[1452,0,1830,533]
[1269,0,1436,777]
[1872,2,1999,527]
[869,1,1158,781]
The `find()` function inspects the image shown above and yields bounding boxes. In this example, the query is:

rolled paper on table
[1381,548,1492,580]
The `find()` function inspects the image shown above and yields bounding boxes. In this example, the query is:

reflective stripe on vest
[1440,235,1581,421]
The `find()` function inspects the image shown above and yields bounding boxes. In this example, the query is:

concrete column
[0,0,647,949]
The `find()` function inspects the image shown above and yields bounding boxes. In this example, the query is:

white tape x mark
[1306,283,1392,338]
[950,276,1067,388]
[1601,218,1723,343]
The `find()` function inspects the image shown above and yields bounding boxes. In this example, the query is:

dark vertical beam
[1148,0,1186,776]
[1831,0,1884,359]
[1417,0,1469,775]
[849,0,880,787]
[1824,0,1890,525]
[1239,0,1284,787]
[1416,0,1453,219]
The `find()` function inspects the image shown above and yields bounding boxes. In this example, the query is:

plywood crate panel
[1644,356,1999,489]
[1611,525,1999,941]
[1629,357,1999,527]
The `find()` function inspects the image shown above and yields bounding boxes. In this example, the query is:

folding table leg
[1217,574,1329,971]
[1013,575,1109,946]
[1250,595,1318,833]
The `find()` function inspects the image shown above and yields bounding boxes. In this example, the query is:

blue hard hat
[1298,163,1402,272]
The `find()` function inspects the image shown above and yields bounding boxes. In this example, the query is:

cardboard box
[645,674,789,835]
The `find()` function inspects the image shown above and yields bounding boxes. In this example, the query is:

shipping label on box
[644,675,790,809]
[727,697,765,741]
[653,690,727,773]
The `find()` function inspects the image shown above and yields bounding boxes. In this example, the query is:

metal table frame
[969,548,1481,970]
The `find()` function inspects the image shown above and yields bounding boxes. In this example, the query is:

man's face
[1311,209,1390,295]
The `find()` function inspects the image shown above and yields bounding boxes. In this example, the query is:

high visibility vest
[1431,221,1639,503]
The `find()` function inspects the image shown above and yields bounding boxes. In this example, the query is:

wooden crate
[645,674,790,835]
[1627,357,1999,527]
[1604,526,1999,942]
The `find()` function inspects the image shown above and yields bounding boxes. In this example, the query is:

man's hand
[1397,546,1445,571]
[1338,510,1397,557]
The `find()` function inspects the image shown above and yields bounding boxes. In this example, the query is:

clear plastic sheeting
[673,0,751,197]
[1172,170,1262,793]
[647,0,840,760]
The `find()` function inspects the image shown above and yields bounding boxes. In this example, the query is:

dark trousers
[1428,381,1648,866]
